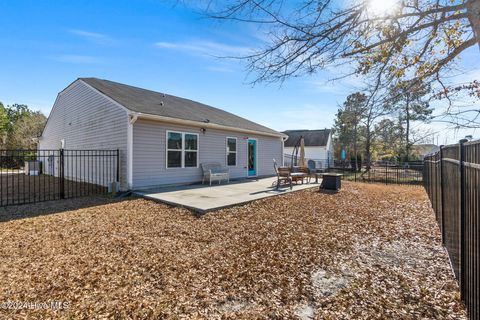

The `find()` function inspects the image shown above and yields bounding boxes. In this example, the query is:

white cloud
[51,54,101,64]
[68,29,107,39]
[67,29,115,45]
[154,40,253,57]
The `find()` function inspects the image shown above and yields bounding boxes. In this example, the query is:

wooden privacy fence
[424,139,479,320]
[0,149,120,207]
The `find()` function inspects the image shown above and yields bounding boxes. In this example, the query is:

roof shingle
[282,129,331,147]
[80,78,283,137]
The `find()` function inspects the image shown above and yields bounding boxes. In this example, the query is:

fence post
[385,162,388,185]
[439,146,446,245]
[459,139,467,300]
[59,149,65,199]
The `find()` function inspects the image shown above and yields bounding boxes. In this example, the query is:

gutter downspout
[281,136,288,166]
[127,113,139,190]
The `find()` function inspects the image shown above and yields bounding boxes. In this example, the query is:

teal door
[248,139,257,177]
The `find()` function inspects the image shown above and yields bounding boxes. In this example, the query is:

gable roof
[282,129,331,147]
[79,78,283,137]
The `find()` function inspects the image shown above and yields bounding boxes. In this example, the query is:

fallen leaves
[0,182,466,319]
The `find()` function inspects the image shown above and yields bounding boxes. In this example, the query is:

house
[282,129,333,168]
[39,78,287,190]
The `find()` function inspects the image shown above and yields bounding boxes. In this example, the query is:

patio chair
[307,160,317,183]
[201,162,229,186]
[273,159,292,190]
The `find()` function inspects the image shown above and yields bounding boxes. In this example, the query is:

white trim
[41,79,97,140]
[80,80,287,139]
[79,79,132,114]
[326,132,333,152]
[79,81,285,139]
[247,138,258,177]
[226,137,237,167]
[166,130,199,169]
[133,112,287,139]
[127,114,137,189]
[39,93,61,140]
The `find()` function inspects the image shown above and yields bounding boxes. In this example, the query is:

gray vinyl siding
[39,80,129,189]
[132,119,282,189]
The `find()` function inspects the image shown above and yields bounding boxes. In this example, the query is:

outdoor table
[319,173,343,191]
[313,172,323,184]
[311,168,326,183]
[290,172,308,184]
[290,172,306,178]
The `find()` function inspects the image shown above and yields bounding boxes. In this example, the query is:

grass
[0,182,465,319]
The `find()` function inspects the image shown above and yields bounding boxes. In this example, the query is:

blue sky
[0,0,479,144]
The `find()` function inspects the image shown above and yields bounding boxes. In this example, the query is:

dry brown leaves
[0,182,466,319]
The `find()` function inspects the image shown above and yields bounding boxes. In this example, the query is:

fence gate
[424,140,480,320]
[0,149,119,207]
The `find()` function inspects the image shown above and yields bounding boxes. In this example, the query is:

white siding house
[39,78,286,190]
[283,129,333,168]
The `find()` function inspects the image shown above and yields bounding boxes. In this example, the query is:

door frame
[247,138,258,177]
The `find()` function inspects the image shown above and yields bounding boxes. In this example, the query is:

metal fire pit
[320,173,343,191]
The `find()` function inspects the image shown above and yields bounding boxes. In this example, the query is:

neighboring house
[39,78,287,190]
[282,129,333,168]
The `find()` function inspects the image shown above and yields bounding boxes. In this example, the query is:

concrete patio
[135,177,320,213]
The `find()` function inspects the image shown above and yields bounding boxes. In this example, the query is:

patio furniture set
[273,159,329,190]
[273,159,343,191]
[200,160,342,191]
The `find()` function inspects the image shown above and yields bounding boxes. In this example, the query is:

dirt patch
[0,182,466,319]
[294,303,315,320]
[311,268,351,298]
[0,173,107,206]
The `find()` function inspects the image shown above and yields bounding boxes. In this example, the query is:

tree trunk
[365,119,372,171]
[365,134,371,170]
[353,123,358,171]
[467,0,480,48]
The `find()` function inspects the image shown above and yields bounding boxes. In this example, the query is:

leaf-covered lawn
[0,182,465,319]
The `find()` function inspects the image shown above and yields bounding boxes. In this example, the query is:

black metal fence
[424,140,479,320]
[329,160,424,185]
[284,154,423,185]
[0,149,120,207]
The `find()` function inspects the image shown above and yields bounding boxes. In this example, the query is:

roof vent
[204,119,210,123]
[162,93,166,97]
[160,101,164,106]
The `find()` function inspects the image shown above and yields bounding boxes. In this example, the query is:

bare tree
[207,0,478,80]
[204,0,480,125]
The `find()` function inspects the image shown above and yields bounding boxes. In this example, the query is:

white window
[166,131,198,168]
[226,137,237,166]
